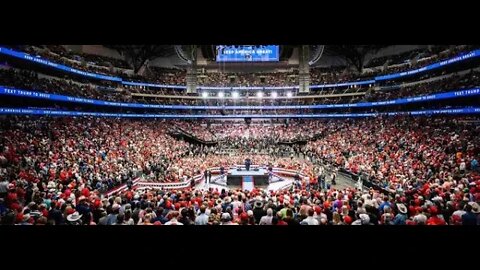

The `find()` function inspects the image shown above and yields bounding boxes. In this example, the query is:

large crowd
[0,44,479,226]
[2,65,478,109]
[0,116,479,225]
[27,45,131,70]
[364,45,451,68]
[304,117,479,192]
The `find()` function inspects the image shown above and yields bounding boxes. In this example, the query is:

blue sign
[0,107,478,118]
[1,86,479,110]
[310,80,375,89]
[0,47,122,82]
[122,81,187,89]
[216,45,279,62]
[375,49,480,81]
[196,86,299,91]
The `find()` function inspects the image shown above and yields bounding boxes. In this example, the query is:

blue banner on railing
[0,107,478,118]
[122,81,187,89]
[375,49,480,81]
[0,47,122,82]
[2,46,479,90]
[196,86,300,91]
[1,86,479,110]
[310,80,375,89]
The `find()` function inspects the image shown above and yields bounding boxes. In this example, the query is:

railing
[1,46,478,90]
[105,165,306,196]
[2,107,479,119]
[2,85,479,111]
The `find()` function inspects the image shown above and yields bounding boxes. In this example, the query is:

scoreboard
[216,45,279,62]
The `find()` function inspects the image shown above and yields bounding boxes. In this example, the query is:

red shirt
[427,216,446,225]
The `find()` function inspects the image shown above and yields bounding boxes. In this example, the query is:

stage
[196,166,294,192]
[227,168,269,188]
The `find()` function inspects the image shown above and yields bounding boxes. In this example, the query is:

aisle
[242,176,255,191]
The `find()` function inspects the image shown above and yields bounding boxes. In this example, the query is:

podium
[227,167,269,186]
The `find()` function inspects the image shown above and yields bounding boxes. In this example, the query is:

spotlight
[286,92,293,98]
[218,92,224,98]
[232,91,239,99]
[202,92,208,98]
[271,91,277,98]
[257,91,263,98]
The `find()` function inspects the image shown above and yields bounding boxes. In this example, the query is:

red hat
[93,199,101,208]
[153,221,162,226]
[16,213,24,223]
[314,206,322,215]
[323,201,331,209]
[66,208,75,215]
[81,188,90,197]
[10,202,21,212]
[240,212,249,221]
[451,215,462,224]
[429,206,438,215]
[166,201,172,209]
[406,220,417,225]
[343,215,353,225]
[174,203,181,210]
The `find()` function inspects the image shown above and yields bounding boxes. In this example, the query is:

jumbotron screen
[215,45,279,62]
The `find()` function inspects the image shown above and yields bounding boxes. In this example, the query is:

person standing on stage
[190,177,196,189]
[318,172,326,190]
[268,163,273,182]
[245,158,251,171]
[204,170,208,184]
[331,171,337,186]
[294,173,301,189]
[207,170,212,183]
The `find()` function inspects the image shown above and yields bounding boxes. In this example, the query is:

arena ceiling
[105,45,390,71]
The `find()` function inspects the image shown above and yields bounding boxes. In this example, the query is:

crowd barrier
[2,85,479,110]
[106,165,304,195]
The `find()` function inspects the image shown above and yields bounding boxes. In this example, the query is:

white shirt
[165,218,184,225]
[259,215,273,225]
[302,216,319,225]
[195,213,209,225]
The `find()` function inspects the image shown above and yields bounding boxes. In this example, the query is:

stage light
[257,91,263,98]
[218,92,224,98]
[232,91,239,99]
[202,92,208,98]
[286,92,293,98]
[271,91,278,98]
